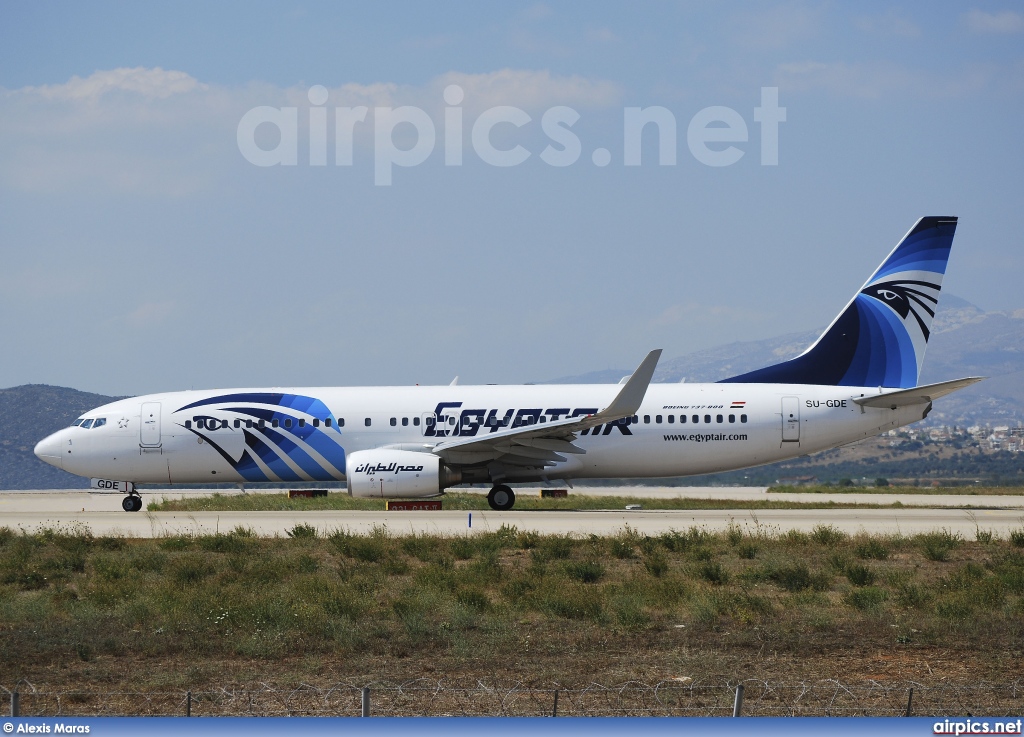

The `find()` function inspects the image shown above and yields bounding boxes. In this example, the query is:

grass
[768,484,1024,495]
[147,490,947,513]
[1,524,1023,693]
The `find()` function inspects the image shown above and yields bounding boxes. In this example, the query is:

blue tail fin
[720,216,958,388]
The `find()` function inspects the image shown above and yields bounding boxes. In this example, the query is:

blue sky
[1,2,1022,395]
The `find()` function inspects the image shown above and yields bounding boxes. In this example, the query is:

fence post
[904,687,913,717]
[361,687,370,717]
[186,690,192,717]
[10,691,19,718]
[732,684,744,717]
[552,689,559,717]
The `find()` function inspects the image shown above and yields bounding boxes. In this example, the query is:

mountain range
[2,296,1021,489]
[547,295,1024,428]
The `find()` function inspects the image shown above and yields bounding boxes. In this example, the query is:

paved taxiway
[1,488,1022,537]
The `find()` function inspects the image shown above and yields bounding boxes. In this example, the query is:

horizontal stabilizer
[854,377,984,409]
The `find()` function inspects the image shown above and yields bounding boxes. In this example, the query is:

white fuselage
[35,382,927,486]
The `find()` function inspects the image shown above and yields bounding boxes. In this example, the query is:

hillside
[0,385,123,489]
[3,295,1021,490]
[547,295,1024,428]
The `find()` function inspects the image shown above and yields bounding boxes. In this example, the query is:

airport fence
[3,679,1023,717]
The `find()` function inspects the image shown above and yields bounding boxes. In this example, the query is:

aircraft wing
[430,349,662,467]
[853,376,985,409]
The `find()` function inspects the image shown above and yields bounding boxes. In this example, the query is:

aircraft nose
[34,431,64,469]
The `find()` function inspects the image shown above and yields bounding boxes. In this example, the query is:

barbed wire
[3,679,1021,717]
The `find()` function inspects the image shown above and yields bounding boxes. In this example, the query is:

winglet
[597,349,662,419]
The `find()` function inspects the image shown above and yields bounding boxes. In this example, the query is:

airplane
[34,216,982,513]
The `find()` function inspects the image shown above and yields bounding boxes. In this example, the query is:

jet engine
[346,449,462,498]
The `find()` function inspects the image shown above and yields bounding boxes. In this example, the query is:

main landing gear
[487,484,515,511]
[121,492,143,512]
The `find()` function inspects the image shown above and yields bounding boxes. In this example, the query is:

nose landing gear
[487,484,515,511]
[121,493,143,512]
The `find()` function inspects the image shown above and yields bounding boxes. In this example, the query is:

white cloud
[24,67,206,102]
[774,60,995,99]
[855,10,921,38]
[965,9,1024,34]
[0,67,619,195]
[729,2,824,51]
[123,301,177,327]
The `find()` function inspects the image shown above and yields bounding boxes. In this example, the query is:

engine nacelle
[345,449,461,498]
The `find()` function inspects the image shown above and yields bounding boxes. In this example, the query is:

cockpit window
[93,418,107,429]
[71,419,84,427]
[81,419,94,429]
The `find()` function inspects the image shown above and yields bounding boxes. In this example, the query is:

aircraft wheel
[487,484,515,511]
[122,495,143,512]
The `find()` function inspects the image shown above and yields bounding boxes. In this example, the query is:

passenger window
[402,417,409,426]
[272,419,279,428]
[258,419,266,429]
[312,418,320,427]
[234,419,240,429]
[284,419,292,428]
[365,418,371,427]
[704,415,711,423]
[729,414,735,423]
[298,419,305,427]
[668,415,675,424]
[741,414,748,423]
[221,420,228,429]
[81,419,94,429]
[644,415,650,424]
[692,415,698,424]
[656,415,663,423]
[246,419,253,428]
[680,415,687,424]
[633,415,639,424]
[325,418,333,427]
[717,414,723,423]
[413,417,420,426]
[390,418,397,427]
[185,420,192,429]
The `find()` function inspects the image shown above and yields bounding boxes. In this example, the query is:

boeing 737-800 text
[34,217,981,512]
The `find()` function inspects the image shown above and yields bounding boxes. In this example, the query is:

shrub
[780,530,811,546]
[854,538,889,560]
[644,551,669,578]
[565,560,605,584]
[170,553,215,585]
[771,563,812,592]
[811,525,847,546]
[541,535,575,560]
[737,543,758,560]
[287,523,318,539]
[844,563,875,587]
[726,523,744,546]
[1010,529,1024,548]
[517,531,541,550]
[609,538,635,559]
[699,562,729,585]
[919,530,962,562]
[845,586,887,611]
[450,537,476,560]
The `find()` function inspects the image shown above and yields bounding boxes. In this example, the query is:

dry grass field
[2,522,1023,698]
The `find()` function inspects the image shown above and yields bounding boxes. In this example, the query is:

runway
[2,488,1023,538]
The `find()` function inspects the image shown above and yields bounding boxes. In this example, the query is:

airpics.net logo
[236,85,786,185]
